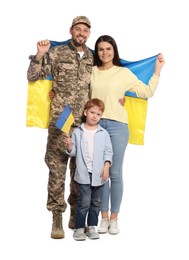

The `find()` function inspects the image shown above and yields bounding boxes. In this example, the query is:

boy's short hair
[84,98,105,113]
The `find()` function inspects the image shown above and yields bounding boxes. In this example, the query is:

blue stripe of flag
[56,104,72,130]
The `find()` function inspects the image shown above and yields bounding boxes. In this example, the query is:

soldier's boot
[51,211,65,239]
[68,206,76,229]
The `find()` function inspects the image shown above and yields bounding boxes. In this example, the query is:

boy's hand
[65,134,72,152]
[101,162,110,181]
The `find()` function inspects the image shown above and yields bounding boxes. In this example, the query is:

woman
[91,35,165,235]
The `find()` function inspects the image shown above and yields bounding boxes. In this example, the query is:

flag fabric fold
[26,39,157,145]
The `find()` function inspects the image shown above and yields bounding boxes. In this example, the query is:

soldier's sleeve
[27,53,51,82]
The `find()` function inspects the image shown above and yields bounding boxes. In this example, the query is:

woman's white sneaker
[97,218,110,233]
[108,218,120,235]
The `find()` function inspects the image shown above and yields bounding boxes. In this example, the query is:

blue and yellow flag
[55,104,74,134]
[26,39,157,145]
[121,55,157,145]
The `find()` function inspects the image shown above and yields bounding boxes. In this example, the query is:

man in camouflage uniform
[27,16,93,239]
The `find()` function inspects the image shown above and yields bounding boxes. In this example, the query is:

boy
[65,98,113,241]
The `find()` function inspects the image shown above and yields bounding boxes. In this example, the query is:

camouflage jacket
[27,40,94,126]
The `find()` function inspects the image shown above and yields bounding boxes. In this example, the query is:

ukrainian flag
[26,40,68,129]
[121,55,157,145]
[26,39,157,145]
[55,104,74,134]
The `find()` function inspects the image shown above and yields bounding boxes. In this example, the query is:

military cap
[71,16,91,28]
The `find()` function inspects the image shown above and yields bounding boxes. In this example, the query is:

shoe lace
[100,218,109,227]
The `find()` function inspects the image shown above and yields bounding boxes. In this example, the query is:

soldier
[27,16,93,239]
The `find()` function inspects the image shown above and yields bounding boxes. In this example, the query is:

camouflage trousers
[45,123,79,213]
[67,157,79,209]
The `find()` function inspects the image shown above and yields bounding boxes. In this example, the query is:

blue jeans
[75,174,104,229]
[99,119,129,213]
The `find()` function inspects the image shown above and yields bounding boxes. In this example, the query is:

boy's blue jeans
[75,176,104,229]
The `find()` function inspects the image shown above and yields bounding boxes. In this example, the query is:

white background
[1,0,189,259]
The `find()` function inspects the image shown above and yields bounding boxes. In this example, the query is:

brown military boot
[51,211,65,239]
[68,207,76,229]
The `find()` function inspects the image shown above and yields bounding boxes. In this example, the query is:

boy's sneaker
[73,228,86,241]
[97,218,110,234]
[108,218,120,235]
[86,226,99,239]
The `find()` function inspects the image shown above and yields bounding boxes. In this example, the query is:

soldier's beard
[72,38,86,47]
